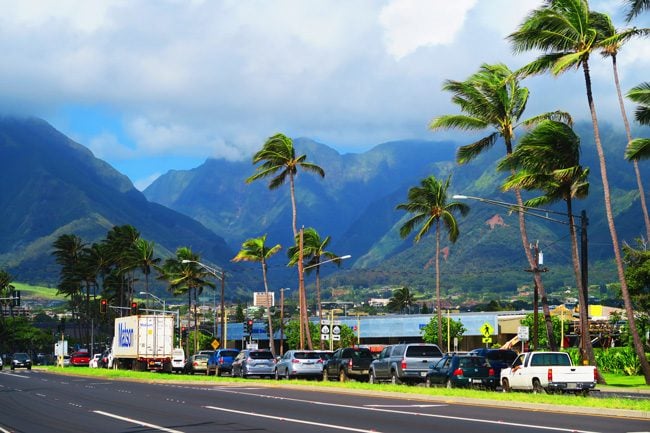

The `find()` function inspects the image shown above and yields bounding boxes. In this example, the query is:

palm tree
[105,225,140,309]
[387,286,416,314]
[626,82,650,160]
[625,0,650,21]
[499,120,595,364]
[246,133,325,238]
[133,239,160,310]
[429,63,567,349]
[158,247,213,355]
[509,0,650,383]
[596,15,650,241]
[287,227,341,348]
[396,175,469,346]
[232,235,281,357]
[0,270,15,319]
[52,234,86,340]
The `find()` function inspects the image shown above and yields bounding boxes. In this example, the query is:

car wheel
[274,369,280,380]
[369,370,376,384]
[390,370,401,385]
[285,369,291,380]
[501,378,510,392]
[339,369,348,382]
[446,379,453,389]
[425,376,432,388]
[216,367,222,377]
[532,379,545,394]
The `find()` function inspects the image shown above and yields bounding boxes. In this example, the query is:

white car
[171,348,185,373]
[89,353,102,368]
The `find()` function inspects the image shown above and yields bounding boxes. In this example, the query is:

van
[171,348,185,373]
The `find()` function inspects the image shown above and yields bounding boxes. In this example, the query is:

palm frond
[625,138,650,160]
[456,133,498,164]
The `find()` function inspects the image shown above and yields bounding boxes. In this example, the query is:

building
[253,291,274,308]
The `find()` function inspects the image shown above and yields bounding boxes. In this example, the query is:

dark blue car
[206,349,239,376]
[425,354,497,390]
[467,348,517,379]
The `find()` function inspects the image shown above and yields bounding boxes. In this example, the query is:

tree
[626,82,650,161]
[623,240,650,313]
[133,238,160,310]
[283,320,355,350]
[158,247,214,355]
[396,175,469,346]
[499,119,595,365]
[287,227,342,347]
[0,270,15,319]
[386,286,416,314]
[509,0,650,384]
[624,0,650,21]
[596,15,650,240]
[421,316,466,351]
[521,313,563,350]
[429,63,567,350]
[246,133,325,349]
[232,235,281,357]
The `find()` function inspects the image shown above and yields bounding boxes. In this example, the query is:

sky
[0,0,648,190]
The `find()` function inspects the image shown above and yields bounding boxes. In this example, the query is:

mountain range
[1,116,648,300]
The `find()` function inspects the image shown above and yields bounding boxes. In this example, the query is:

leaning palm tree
[386,286,416,314]
[246,133,325,238]
[626,82,650,160]
[430,62,567,349]
[625,0,650,21]
[287,227,341,348]
[396,175,469,346]
[596,14,650,241]
[509,0,650,383]
[499,120,595,365]
[232,235,281,357]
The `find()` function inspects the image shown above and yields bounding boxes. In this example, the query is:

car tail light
[594,368,598,381]
[348,359,353,368]
[548,368,553,382]
[193,361,198,367]
[488,368,495,377]
[292,359,301,364]
[317,359,323,364]
[218,357,224,365]
[401,359,407,370]
[453,368,463,377]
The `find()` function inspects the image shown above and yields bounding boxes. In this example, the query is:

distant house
[368,298,389,308]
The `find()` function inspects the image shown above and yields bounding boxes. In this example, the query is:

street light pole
[279,288,290,356]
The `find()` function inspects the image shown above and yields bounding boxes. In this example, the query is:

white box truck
[111,315,174,372]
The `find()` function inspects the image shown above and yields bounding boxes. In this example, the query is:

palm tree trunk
[290,173,298,238]
[582,60,650,384]
[261,261,276,357]
[566,198,595,366]
[435,222,443,347]
[194,287,198,354]
[316,264,323,350]
[611,55,650,241]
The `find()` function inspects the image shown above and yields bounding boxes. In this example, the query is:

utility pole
[526,241,548,351]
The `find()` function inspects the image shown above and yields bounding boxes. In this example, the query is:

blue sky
[0,0,648,190]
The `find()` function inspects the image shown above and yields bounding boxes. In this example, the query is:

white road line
[205,405,382,433]
[93,410,185,433]
[0,426,11,433]
[0,372,29,379]
[213,389,602,433]
[365,404,445,408]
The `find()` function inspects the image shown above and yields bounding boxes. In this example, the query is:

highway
[0,370,648,433]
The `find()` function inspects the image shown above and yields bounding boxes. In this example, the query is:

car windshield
[458,356,488,368]
[250,351,274,360]
[194,355,209,360]
[14,353,29,361]
[294,352,321,360]
[219,351,238,357]
[405,346,443,357]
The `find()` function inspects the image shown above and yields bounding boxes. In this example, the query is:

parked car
[184,354,209,375]
[11,353,32,370]
[171,348,185,374]
[99,349,111,368]
[314,350,333,361]
[369,343,444,385]
[274,350,323,380]
[232,349,275,379]
[89,354,102,368]
[425,354,497,389]
[468,348,517,379]
[207,349,239,376]
[0,356,3,370]
[70,351,91,366]
[322,347,373,382]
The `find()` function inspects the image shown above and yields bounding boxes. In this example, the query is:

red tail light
[594,368,598,381]
[452,368,463,377]
[317,359,323,364]
[488,368,495,377]
[348,359,353,368]
[292,359,301,364]
[193,362,198,367]
[218,357,224,365]
[401,359,407,370]
[548,368,553,382]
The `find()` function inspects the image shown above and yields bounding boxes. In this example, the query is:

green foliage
[420,316,465,348]
[0,317,52,354]
[595,347,642,376]
[283,319,356,350]
[520,313,564,349]
[623,240,650,311]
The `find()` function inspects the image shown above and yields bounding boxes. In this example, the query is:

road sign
[482,336,492,344]
[321,324,330,335]
[211,339,220,350]
[480,322,494,337]
[517,326,530,342]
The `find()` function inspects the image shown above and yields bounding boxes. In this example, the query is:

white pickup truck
[500,351,598,395]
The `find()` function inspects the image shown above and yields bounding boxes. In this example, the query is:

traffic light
[131,302,138,315]
[100,299,107,314]
[181,327,187,339]
[245,319,253,334]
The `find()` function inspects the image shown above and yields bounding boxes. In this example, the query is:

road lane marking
[211,389,602,433]
[205,405,382,433]
[0,372,30,379]
[93,410,185,433]
[365,404,444,408]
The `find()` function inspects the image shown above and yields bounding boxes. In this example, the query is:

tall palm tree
[52,234,86,340]
[232,235,281,357]
[105,225,140,309]
[429,63,567,349]
[246,133,325,238]
[133,238,160,310]
[596,14,650,241]
[626,82,650,160]
[499,120,595,364]
[509,0,650,383]
[158,247,213,355]
[287,227,341,348]
[387,286,416,314]
[625,0,650,21]
[396,175,469,346]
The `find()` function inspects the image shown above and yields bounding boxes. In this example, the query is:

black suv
[323,347,373,382]
[467,348,517,378]
[11,353,32,370]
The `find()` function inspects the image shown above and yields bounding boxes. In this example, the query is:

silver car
[274,350,323,380]
[232,349,275,379]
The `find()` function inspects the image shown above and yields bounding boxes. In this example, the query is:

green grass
[13,282,64,301]
[40,366,650,413]
[601,373,650,388]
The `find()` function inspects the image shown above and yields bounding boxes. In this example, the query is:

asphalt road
[0,370,648,433]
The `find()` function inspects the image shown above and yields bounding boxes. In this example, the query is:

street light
[304,255,352,271]
[453,194,589,354]
[181,260,226,349]
[139,291,166,315]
